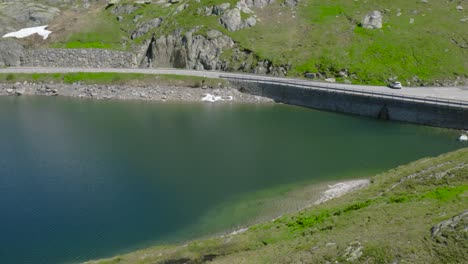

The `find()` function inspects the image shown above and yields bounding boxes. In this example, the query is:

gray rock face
[283,0,298,7]
[206,29,223,39]
[213,3,230,15]
[220,9,243,31]
[431,211,468,243]
[198,3,231,16]
[219,8,256,31]
[244,0,275,8]
[362,11,383,29]
[145,29,235,70]
[0,39,24,67]
[131,17,163,39]
[197,6,213,16]
[0,2,60,33]
[111,4,139,15]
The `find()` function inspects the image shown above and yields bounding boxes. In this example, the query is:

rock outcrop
[283,0,298,7]
[244,0,275,8]
[362,11,383,29]
[143,28,235,70]
[431,211,468,261]
[0,39,24,67]
[219,8,256,31]
[0,2,60,34]
[431,211,468,244]
[131,17,163,39]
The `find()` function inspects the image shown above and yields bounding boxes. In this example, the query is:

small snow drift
[459,134,468,141]
[201,94,233,102]
[3,26,52,40]
[314,180,370,205]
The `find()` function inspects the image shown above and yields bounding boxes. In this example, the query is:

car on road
[388,81,403,89]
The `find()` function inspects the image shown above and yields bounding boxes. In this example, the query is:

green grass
[85,148,468,264]
[0,73,227,87]
[47,0,468,85]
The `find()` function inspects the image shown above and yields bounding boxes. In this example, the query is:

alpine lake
[0,96,464,264]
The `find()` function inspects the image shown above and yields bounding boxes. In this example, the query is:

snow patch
[314,180,370,205]
[229,227,248,235]
[201,94,233,102]
[3,25,52,40]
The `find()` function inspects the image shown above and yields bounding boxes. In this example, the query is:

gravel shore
[0,82,273,104]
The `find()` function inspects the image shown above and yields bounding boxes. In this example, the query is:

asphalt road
[1,67,467,107]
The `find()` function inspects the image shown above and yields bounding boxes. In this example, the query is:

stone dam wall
[21,48,138,68]
[232,81,468,130]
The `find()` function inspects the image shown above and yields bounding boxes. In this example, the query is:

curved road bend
[1,67,467,108]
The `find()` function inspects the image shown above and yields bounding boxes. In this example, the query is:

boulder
[0,39,24,67]
[283,0,298,7]
[219,8,256,31]
[236,0,254,14]
[219,8,243,31]
[197,6,213,16]
[362,11,383,29]
[244,0,275,8]
[111,4,139,15]
[206,30,223,39]
[213,3,231,15]
[244,17,257,27]
[175,4,188,15]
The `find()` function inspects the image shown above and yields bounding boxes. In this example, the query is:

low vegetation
[85,147,468,264]
[0,73,227,87]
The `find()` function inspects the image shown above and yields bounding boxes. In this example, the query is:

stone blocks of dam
[234,81,468,130]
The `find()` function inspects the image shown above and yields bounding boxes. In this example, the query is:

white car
[389,81,403,89]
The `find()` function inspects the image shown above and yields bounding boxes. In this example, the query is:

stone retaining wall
[235,81,468,130]
[21,48,138,68]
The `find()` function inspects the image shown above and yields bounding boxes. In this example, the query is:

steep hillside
[85,147,468,264]
[1,0,467,85]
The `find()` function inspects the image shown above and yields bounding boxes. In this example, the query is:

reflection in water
[0,96,462,264]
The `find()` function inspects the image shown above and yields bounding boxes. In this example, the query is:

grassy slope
[47,0,468,85]
[86,148,468,264]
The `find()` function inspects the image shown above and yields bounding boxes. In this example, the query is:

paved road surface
[1,67,467,108]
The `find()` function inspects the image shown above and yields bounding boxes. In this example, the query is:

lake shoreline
[222,179,371,236]
[0,82,274,104]
[83,178,371,264]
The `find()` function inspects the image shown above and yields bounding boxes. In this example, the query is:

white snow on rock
[3,26,52,40]
[201,94,233,102]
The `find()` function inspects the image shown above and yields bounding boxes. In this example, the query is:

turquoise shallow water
[0,96,463,264]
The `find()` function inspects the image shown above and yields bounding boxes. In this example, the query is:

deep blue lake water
[0,96,463,264]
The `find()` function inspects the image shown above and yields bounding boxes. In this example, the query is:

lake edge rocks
[0,82,273,104]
